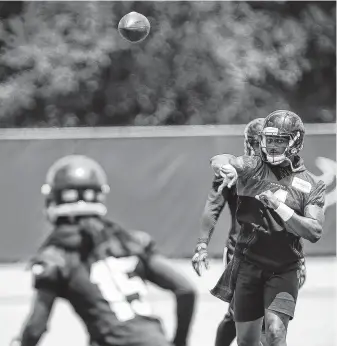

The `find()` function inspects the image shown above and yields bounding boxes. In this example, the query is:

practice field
[0,257,336,346]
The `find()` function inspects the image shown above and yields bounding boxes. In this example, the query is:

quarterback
[210,110,325,346]
[11,155,196,346]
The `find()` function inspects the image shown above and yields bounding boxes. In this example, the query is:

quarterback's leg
[260,318,268,346]
[263,268,299,346]
[264,310,289,346]
[234,260,265,346]
[236,319,264,346]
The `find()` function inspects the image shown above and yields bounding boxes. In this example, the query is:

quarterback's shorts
[234,259,299,322]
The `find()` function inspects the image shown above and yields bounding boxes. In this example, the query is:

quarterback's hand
[216,164,238,192]
[192,242,209,276]
[255,190,281,210]
[211,157,224,176]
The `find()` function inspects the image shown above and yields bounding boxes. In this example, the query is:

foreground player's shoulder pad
[31,246,66,286]
[131,230,154,249]
[129,230,157,256]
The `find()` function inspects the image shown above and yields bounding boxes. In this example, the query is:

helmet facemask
[42,186,110,223]
[41,155,110,223]
[260,127,303,166]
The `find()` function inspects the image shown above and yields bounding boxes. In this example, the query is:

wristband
[196,242,207,251]
[274,202,294,222]
[197,237,208,245]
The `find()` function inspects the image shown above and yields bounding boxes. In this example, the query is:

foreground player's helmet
[244,118,264,156]
[260,110,305,166]
[41,155,110,222]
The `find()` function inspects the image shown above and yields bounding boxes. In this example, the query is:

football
[118,11,150,43]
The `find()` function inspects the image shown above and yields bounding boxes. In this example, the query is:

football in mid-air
[118,11,150,43]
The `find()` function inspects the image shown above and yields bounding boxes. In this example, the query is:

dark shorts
[234,259,299,322]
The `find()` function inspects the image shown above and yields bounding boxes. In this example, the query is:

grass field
[0,257,336,346]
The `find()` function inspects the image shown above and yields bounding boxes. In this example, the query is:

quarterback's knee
[266,322,286,345]
[237,328,261,346]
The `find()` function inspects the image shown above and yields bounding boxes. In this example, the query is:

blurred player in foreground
[192,118,265,346]
[210,110,325,346]
[11,155,196,346]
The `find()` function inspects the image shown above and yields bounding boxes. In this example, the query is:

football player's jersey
[213,154,326,271]
[201,177,240,261]
[31,221,170,346]
[224,185,240,260]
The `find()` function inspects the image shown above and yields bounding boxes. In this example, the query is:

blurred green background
[0,1,335,127]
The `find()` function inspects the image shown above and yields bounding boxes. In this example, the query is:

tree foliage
[0,1,335,127]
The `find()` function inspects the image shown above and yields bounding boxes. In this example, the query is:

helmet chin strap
[46,202,107,223]
[283,157,303,172]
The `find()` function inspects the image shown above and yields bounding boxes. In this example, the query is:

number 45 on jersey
[90,256,152,322]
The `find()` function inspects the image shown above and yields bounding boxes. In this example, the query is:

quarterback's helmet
[41,155,110,222]
[244,118,264,156]
[260,110,305,166]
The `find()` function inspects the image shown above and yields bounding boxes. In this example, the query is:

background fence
[0,124,335,261]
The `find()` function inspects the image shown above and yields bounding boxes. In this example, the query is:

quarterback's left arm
[145,254,196,346]
[279,204,324,243]
[257,181,326,243]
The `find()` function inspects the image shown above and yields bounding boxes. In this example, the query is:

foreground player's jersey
[201,177,240,259]
[31,221,165,346]
[213,155,325,271]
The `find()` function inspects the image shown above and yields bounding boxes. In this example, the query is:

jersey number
[90,256,152,322]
